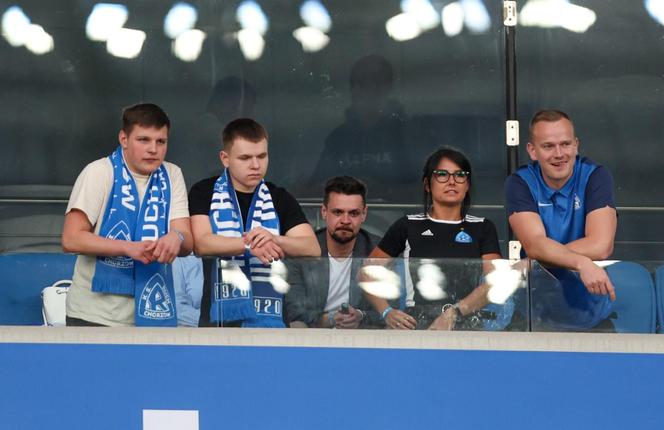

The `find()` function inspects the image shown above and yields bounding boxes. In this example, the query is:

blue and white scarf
[209,169,284,328]
[91,146,177,327]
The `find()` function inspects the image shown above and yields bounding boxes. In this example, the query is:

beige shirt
[65,157,189,326]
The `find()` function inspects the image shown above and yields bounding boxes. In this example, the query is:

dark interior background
[0,0,662,259]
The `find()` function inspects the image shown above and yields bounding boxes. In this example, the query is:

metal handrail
[1,197,663,212]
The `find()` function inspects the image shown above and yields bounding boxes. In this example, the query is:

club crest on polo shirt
[139,273,175,320]
[101,221,133,268]
[574,194,581,210]
[454,230,473,243]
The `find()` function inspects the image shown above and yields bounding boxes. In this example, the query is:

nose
[146,141,157,154]
[553,144,563,157]
[250,157,259,169]
[340,213,351,224]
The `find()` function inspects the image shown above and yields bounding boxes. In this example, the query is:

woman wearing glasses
[365,148,502,330]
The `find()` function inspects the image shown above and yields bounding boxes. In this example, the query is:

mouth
[550,160,567,168]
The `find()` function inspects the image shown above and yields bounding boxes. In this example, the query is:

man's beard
[330,228,357,245]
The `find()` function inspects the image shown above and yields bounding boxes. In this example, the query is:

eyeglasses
[432,169,469,184]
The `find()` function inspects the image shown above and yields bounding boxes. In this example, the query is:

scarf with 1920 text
[209,169,284,327]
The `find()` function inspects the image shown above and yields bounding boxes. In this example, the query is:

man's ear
[526,142,537,161]
[118,130,128,148]
[220,150,229,168]
[320,204,328,221]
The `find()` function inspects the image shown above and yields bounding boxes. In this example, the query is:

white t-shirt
[65,157,189,326]
[324,254,352,312]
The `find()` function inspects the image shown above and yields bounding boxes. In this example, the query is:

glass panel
[517,0,664,261]
[2,249,661,335]
[529,260,663,333]
[0,1,505,206]
[206,256,528,331]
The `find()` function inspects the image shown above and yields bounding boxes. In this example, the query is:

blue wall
[1,342,664,429]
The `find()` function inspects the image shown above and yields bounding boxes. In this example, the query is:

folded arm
[191,214,245,256]
[509,211,615,300]
[245,223,320,257]
[62,209,156,264]
[565,206,617,260]
[149,217,193,263]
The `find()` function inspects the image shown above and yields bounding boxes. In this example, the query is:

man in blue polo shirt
[505,109,617,331]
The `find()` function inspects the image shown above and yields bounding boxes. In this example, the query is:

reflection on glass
[172,29,206,62]
[359,264,401,300]
[354,258,525,331]
[645,0,664,26]
[306,54,413,200]
[237,28,265,61]
[441,2,464,36]
[293,26,329,53]
[415,260,447,300]
[1,6,53,54]
[300,0,332,33]
[460,0,491,34]
[24,24,54,55]
[236,0,269,36]
[485,259,525,305]
[386,13,422,41]
[85,3,128,42]
[106,28,146,59]
[164,2,198,39]
[520,0,596,33]
[269,260,290,294]
[401,0,439,31]
[2,6,31,47]
[217,260,251,293]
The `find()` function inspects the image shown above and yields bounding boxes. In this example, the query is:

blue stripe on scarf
[91,146,177,327]
[209,169,284,328]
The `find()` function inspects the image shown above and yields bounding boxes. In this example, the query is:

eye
[454,171,468,178]
[348,210,362,218]
[331,209,343,216]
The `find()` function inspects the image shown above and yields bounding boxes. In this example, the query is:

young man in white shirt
[62,103,192,326]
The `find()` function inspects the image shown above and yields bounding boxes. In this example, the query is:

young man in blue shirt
[505,109,617,331]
